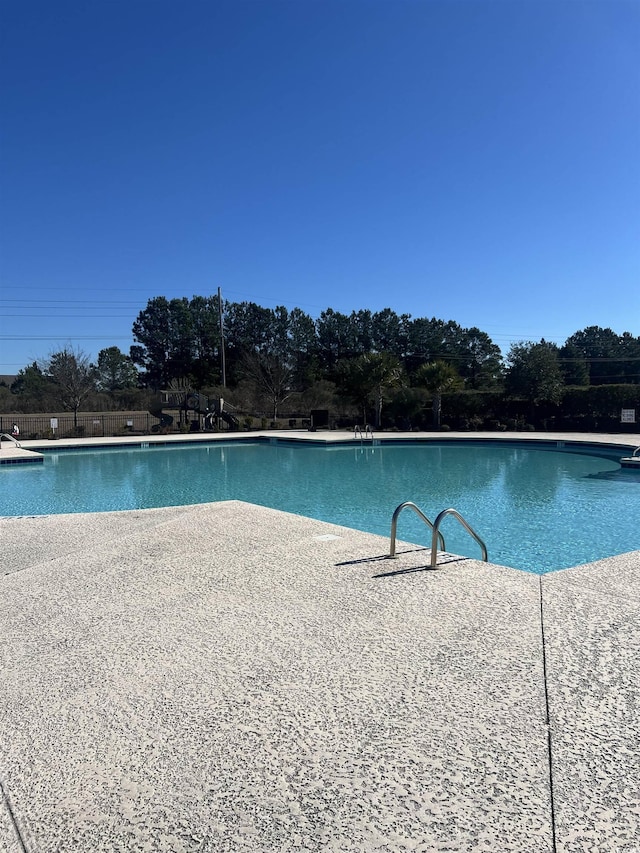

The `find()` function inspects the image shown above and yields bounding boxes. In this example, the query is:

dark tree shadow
[334,548,471,578]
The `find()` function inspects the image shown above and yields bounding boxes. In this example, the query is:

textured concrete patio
[1,499,639,852]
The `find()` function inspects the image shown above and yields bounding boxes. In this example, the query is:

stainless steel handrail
[430,508,487,568]
[0,433,22,448]
[354,425,374,440]
[388,501,446,558]
[633,446,640,458]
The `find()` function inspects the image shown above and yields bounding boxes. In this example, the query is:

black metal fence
[0,411,314,440]
[0,412,159,440]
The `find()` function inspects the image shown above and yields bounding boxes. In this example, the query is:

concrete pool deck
[1,431,639,851]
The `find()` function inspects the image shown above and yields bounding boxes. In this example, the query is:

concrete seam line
[0,778,30,853]
[539,575,558,853]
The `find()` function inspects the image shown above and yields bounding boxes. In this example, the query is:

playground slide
[149,406,174,432]
[219,410,239,430]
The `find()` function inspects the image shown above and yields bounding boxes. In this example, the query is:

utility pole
[218,286,227,387]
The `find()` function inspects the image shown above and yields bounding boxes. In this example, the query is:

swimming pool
[2,439,639,573]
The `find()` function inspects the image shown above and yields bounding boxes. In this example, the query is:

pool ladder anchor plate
[388,501,488,568]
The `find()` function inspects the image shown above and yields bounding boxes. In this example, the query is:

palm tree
[339,353,404,428]
[415,361,462,430]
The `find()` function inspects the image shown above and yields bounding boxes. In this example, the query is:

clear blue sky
[1,0,638,375]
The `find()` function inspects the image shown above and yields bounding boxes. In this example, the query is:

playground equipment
[202,398,240,431]
[150,393,239,433]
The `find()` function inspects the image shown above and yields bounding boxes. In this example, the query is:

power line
[0,299,144,306]
[2,315,137,319]
[1,292,638,364]
[0,335,133,341]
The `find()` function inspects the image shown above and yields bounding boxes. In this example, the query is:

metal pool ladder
[388,501,488,568]
[354,424,373,441]
[0,433,22,449]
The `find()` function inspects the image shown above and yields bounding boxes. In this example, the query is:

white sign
[621,409,636,424]
[50,418,58,429]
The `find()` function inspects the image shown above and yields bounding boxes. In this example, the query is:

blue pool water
[1,440,639,573]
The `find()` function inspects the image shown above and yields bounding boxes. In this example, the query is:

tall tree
[189,294,222,388]
[506,341,564,412]
[41,347,96,427]
[564,326,637,385]
[414,360,462,430]
[287,307,319,386]
[350,309,374,355]
[241,352,293,420]
[165,297,195,382]
[405,317,463,373]
[457,327,503,388]
[371,308,410,358]
[131,297,174,388]
[95,347,139,394]
[131,295,222,389]
[618,332,640,384]
[316,309,359,374]
[11,363,57,412]
[558,343,590,386]
[224,301,279,383]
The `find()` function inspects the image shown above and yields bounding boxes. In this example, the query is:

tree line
[2,295,639,431]
[129,296,505,390]
[130,297,640,390]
